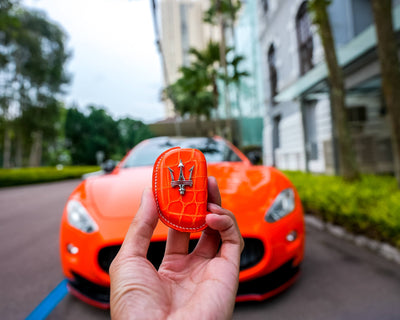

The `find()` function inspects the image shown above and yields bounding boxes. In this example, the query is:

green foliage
[65,106,119,165]
[167,41,220,119]
[284,171,400,248]
[203,0,242,25]
[0,0,21,67]
[117,117,153,155]
[0,1,71,167]
[65,106,152,165]
[0,2,152,169]
[167,40,247,120]
[168,65,214,119]
[0,166,100,187]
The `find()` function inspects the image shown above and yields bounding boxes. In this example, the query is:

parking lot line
[25,279,69,320]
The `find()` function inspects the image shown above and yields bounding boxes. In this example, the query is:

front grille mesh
[98,238,264,273]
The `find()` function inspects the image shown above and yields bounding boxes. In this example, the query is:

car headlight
[66,200,98,233]
[265,188,295,223]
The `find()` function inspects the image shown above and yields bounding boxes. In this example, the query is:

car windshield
[122,137,242,168]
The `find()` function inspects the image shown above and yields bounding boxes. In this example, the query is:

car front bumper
[66,257,301,309]
[61,204,305,308]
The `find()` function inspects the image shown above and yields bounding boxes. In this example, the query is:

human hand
[110,176,244,320]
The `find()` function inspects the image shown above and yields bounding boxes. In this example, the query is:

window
[268,44,278,105]
[347,106,367,123]
[296,1,313,75]
[261,0,269,13]
[123,137,242,168]
[305,103,318,160]
[272,115,281,167]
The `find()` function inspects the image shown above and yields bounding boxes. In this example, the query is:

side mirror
[248,152,261,165]
[242,146,263,165]
[102,159,116,174]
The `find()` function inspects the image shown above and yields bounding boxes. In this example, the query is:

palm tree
[167,64,214,135]
[203,0,242,142]
[189,41,221,112]
[167,40,248,137]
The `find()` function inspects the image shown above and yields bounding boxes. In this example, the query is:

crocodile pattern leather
[152,147,208,232]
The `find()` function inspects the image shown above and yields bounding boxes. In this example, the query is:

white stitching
[154,151,206,232]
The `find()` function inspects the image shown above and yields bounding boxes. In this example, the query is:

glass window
[268,44,278,105]
[122,137,242,168]
[261,0,269,13]
[296,2,314,75]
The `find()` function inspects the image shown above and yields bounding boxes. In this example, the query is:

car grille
[70,272,110,303]
[239,238,264,271]
[98,238,264,273]
[237,259,300,296]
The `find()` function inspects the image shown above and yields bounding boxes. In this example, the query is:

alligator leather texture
[152,147,208,232]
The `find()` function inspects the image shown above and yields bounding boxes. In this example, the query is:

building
[258,0,400,174]
[159,0,218,118]
[223,0,265,148]
[155,0,264,150]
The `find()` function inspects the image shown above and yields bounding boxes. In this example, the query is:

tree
[168,42,220,134]
[189,41,222,112]
[17,96,63,166]
[168,40,247,137]
[203,0,242,142]
[65,106,152,165]
[65,106,120,165]
[16,9,70,166]
[168,65,214,135]
[64,107,88,164]
[371,0,400,188]
[117,117,153,155]
[0,0,21,167]
[308,0,359,181]
[0,4,70,167]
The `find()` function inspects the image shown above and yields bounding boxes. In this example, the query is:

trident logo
[168,160,194,195]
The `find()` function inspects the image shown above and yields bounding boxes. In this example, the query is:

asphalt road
[1,180,400,320]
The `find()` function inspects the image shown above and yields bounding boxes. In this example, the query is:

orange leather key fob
[152,147,208,232]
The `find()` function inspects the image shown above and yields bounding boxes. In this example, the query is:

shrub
[284,171,400,249]
[0,166,100,188]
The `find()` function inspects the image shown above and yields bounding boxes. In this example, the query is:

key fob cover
[152,147,208,232]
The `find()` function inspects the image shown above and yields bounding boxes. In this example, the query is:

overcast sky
[24,0,165,123]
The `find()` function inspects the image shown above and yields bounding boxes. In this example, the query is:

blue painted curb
[26,279,69,320]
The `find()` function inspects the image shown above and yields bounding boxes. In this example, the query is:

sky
[24,0,166,123]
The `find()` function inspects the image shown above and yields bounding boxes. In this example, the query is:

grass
[284,171,400,249]
[0,166,100,188]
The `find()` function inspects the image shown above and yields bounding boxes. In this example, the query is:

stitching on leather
[154,151,206,232]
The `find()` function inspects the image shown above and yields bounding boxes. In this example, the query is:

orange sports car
[60,136,305,309]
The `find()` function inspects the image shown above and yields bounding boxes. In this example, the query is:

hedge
[0,166,100,188]
[284,171,400,249]
[2,167,399,249]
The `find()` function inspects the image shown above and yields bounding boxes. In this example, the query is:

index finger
[119,187,159,258]
[206,203,244,265]
[208,176,221,206]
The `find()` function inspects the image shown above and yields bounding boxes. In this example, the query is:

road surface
[1,180,400,319]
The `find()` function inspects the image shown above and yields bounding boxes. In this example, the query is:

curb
[305,214,400,265]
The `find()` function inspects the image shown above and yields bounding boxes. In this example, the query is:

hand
[109,177,244,320]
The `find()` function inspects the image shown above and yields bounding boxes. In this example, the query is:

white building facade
[258,0,400,174]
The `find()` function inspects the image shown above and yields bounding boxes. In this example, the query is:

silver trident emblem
[168,160,194,195]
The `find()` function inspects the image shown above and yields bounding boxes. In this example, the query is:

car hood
[208,164,280,220]
[87,167,153,219]
[85,163,285,222]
